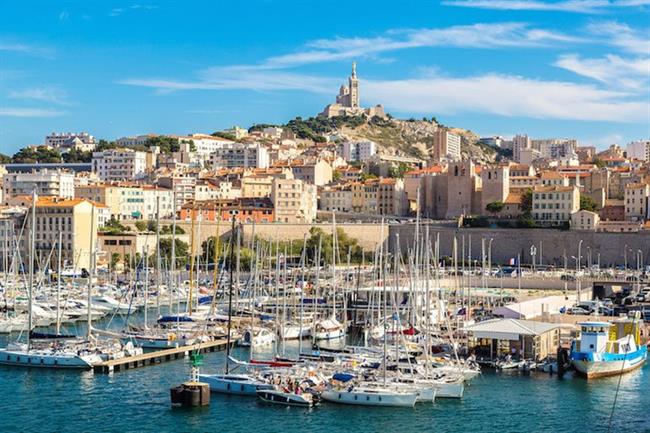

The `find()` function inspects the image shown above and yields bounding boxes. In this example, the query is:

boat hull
[0,349,96,369]
[571,347,647,379]
[321,389,417,407]
[199,374,272,396]
[256,390,315,407]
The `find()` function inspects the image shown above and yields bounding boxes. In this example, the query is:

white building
[209,143,270,169]
[2,170,76,202]
[626,140,650,162]
[339,140,377,162]
[624,182,650,221]
[115,134,154,147]
[92,149,147,181]
[532,138,578,159]
[45,132,96,153]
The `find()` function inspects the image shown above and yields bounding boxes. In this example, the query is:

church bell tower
[349,61,359,109]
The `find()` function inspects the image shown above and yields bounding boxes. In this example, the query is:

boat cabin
[575,322,610,353]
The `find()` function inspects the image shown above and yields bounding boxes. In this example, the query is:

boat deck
[93,339,232,374]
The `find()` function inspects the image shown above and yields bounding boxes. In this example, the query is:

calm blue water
[0,317,647,433]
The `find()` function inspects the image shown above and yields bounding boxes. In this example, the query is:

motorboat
[314,317,346,341]
[256,389,318,407]
[239,327,275,347]
[199,373,273,395]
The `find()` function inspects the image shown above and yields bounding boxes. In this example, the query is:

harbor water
[0,317,647,433]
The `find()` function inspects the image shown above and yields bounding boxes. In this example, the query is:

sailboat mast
[155,196,161,318]
[56,231,62,335]
[225,217,236,374]
[169,190,176,313]
[87,205,96,341]
[27,191,36,350]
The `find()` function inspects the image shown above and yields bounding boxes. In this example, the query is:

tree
[101,216,129,234]
[486,201,505,214]
[332,171,342,182]
[520,188,533,217]
[12,146,62,163]
[0,153,11,163]
[592,158,606,168]
[157,238,190,268]
[388,162,410,179]
[110,253,120,270]
[134,220,148,232]
[146,220,158,232]
[62,148,93,163]
[95,139,118,152]
[580,195,598,212]
[161,224,185,234]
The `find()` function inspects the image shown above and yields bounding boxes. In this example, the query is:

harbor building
[464,318,561,361]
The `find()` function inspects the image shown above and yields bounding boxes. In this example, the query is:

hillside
[257,115,502,164]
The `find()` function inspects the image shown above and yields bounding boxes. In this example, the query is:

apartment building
[286,160,333,186]
[626,140,650,162]
[2,170,75,202]
[512,134,532,163]
[531,185,580,226]
[339,140,377,162]
[624,182,650,221]
[320,185,353,212]
[179,197,274,223]
[571,210,600,230]
[92,149,147,181]
[21,197,103,270]
[76,183,174,220]
[271,178,317,223]
[209,142,269,169]
[432,129,461,161]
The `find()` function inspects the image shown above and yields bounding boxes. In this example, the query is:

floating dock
[93,339,232,374]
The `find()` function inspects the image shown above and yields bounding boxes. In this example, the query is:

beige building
[571,210,600,230]
[289,160,333,187]
[480,164,510,214]
[320,184,353,212]
[76,183,174,221]
[432,129,461,162]
[271,178,317,223]
[624,182,650,221]
[22,197,103,270]
[532,185,580,226]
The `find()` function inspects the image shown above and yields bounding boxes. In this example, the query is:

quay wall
[390,224,650,268]
[121,220,649,267]
[125,221,388,251]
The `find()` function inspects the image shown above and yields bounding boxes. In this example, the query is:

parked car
[568,307,590,315]
[560,274,576,281]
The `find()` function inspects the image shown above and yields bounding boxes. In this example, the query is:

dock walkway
[93,339,232,374]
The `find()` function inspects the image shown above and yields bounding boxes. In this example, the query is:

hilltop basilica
[320,62,386,119]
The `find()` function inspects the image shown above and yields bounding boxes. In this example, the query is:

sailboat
[0,192,102,369]
[199,218,272,395]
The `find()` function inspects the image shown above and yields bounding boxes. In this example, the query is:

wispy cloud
[362,73,649,122]
[0,42,53,58]
[254,23,582,70]
[8,86,70,105]
[442,0,650,13]
[0,108,65,117]
[120,69,337,94]
[586,21,650,55]
[555,54,650,89]
[110,4,157,17]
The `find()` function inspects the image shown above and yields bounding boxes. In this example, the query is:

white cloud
[0,42,52,57]
[0,108,65,117]
[8,87,69,105]
[259,23,582,69]
[555,54,650,89]
[586,21,650,55]
[120,69,337,94]
[362,74,649,122]
[111,4,157,16]
[442,0,650,13]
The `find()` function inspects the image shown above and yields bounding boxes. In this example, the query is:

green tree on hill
[12,146,62,163]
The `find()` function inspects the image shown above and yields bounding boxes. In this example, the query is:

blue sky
[1,0,649,154]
